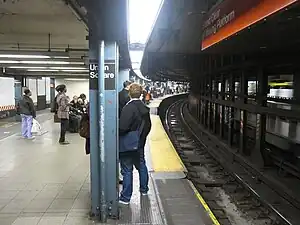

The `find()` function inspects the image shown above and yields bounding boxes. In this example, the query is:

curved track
[162,98,300,225]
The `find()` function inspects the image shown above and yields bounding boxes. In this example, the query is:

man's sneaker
[27,136,35,140]
[119,200,129,205]
[59,141,70,145]
[141,192,148,196]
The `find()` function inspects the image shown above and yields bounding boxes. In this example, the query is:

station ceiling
[0,0,131,78]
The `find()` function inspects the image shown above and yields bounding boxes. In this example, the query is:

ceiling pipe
[65,48,88,52]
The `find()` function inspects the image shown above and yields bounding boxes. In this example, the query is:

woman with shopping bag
[17,89,36,140]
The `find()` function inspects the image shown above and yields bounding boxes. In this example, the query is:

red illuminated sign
[202,0,298,50]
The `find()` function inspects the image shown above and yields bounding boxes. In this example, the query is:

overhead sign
[89,60,116,90]
[202,0,298,50]
[89,60,98,90]
[104,60,116,90]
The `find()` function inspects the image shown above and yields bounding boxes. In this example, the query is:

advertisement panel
[202,0,298,50]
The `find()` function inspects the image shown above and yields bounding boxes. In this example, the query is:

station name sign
[89,60,98,90]
[104,60,116,90]
[202,0,261,40]
[89,60,116,90]
[203,9,235,40]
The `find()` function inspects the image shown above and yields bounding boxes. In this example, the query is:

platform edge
[187,179,221,225]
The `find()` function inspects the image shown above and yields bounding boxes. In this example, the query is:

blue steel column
[104,42,119,218]
[98,41,106,222]
[88,28,100,217]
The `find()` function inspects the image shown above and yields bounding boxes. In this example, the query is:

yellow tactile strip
[149,115,186,172]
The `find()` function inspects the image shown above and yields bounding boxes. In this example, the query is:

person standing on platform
[18,89,36,140]
[56,84,70,145]
[118,80,132,184]
[118,80,132,116]
[119,83,152,205]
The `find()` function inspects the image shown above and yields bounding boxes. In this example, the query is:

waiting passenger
[119,83,152,205]
[79,93,88,105]
[56,84,70,145]
[118,80,132,116]
[17,89,36,139]
[70,95,80,109]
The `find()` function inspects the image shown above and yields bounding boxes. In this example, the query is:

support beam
[88,28,100,217]
[220,74,225,138]
[228,74,234,146]
[254,68,269,167]
[103,42,119,219]
[213,77,219,134]
[239,71,248,155]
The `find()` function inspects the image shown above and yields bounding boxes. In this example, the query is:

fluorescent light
[0,60,19,63]
[65,78,88,81]
[61,69,88,72]
[9,66,47,69]
[27,69,59,72]
[50,67,86,70]
[20,61,83,65]
[0,54,50,58]
[0,60,84,65]
[53,56,69,59]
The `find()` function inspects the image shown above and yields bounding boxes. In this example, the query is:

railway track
[163,99,300,225]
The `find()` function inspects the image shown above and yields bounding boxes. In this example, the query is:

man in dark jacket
[118,80,132,116]
[18,89,36,139]
[119,83,152,204]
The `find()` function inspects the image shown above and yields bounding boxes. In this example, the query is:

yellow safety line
[164,126,187,172]
[149,115,186,172]
[188,180,221,225]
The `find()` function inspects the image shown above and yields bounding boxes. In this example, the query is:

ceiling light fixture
[0,60,84,64]
[21,61,83,65]
[61,69,89,72]
[9,66,47,69]
[0,54,50,59]
[65,78,88,81]
[27,69,59,72]
[0,60,19,63]
[50,67,86,70]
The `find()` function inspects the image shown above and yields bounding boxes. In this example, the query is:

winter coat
[18,95,36,117]
[56,93,70,119]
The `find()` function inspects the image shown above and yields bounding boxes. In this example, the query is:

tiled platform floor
[0,115,164,225]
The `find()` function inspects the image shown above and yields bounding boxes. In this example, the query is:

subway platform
[0,98,214,225]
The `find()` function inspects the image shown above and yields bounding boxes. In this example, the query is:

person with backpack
[17,89,36,139]
[118,83,152,205]
[56,84,70,145]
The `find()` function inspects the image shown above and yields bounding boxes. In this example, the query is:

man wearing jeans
[18,89,36,139]
[119,83,152,204]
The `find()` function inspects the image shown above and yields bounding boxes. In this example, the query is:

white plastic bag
[31,118,41,134]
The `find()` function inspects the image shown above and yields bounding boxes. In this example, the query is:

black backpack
[50,96,58,113]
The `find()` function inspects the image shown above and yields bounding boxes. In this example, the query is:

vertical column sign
[104,60,116,90]
[89,60,98,90]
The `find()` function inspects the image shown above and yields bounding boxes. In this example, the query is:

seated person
[70,95,80,109]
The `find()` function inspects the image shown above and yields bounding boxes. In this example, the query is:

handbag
[54,114,60,123]
[31,118,42,135]
[119,120,145,153]
[79,115,89,138]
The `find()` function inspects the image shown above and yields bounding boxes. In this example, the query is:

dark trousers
[59,119,69,143]
[119,150,149,202]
